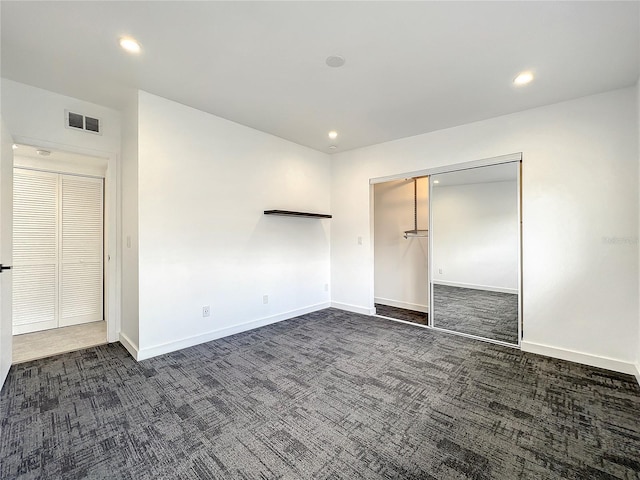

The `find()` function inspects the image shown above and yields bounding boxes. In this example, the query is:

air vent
[85,116,100,133]
[65,110,102,135]
[68,112,83,129]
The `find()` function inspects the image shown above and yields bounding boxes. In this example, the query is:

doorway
[373,176,429,325]
[11,145,108,362]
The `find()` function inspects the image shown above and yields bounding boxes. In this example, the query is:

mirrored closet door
[429,161,521,346]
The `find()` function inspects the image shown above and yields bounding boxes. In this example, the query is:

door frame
[1,121,14,387]
[11,136,120,343]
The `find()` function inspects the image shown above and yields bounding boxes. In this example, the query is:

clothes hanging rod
[403,229,429,239]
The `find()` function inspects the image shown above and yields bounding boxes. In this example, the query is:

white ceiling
[2,1,638,153]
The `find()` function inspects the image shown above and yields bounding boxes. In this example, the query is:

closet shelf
[264,210,332,219]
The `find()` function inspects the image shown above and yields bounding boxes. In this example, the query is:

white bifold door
[13,168,103,335]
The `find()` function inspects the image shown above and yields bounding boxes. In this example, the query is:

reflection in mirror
[373,177,429,326]
[430,162,520,345]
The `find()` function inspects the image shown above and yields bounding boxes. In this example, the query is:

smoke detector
[326,55,345,68]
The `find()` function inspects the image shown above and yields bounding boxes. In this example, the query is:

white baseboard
[433,280,517,295]
[331,302,376,316]
[136,302,331,361]
[634,363,640,387]
[521,340,638,376]
[374,297,428,313]
[119,332,140,361]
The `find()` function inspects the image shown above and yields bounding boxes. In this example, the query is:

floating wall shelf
[264,210,332,219]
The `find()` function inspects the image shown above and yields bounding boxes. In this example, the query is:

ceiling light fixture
[328,131,338,140]
[513,71,534,86]
[119,37,141,54]
[36,149,51,157]
[12,144,18,150]
[433,180,440,184]
[326,55,345,68]
[329,145,337,150]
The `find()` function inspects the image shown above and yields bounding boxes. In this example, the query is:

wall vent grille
[65,110,102,135]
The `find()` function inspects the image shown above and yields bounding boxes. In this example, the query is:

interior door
[60,175,104,327]
[12,169,59,334]
[1,120,14,387]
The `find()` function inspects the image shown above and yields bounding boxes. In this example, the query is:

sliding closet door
[60,175,103,327]
[430,161,520,346]
[12,169,59,334]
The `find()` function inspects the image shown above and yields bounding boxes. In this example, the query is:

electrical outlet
[202,305,210,317]
[324,283,329,292]
[357,236,363,245]
[438,268,443,274]
[263,295,269,304]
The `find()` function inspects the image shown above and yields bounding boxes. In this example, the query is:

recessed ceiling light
[329,145,337,150]
[326,55,345,68]
[328,131,338,140]
[119,37,141,54]
[433,180,440,184]
[513,71,534,86]
[12,144,18,150]
[36,149,51,157]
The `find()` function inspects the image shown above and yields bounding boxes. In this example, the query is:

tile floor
[12,320,107,364]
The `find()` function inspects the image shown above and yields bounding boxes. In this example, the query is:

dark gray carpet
[433,284,519,344]
[375,303,428,325]
[2,308,639,479]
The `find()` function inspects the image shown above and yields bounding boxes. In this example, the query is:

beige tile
[12,321,107,364]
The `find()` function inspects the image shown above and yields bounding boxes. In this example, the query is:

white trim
[432,280,517,295]
[135,302,331,361]
[331,302,376,316]
[374,297,428,313]
[119,331,139,360]
[429,174,434,327]
[521,340,638,375]
[13,152,107,178]
[516,161,523,346]
[634,363,640,387]
[370,153,522,185]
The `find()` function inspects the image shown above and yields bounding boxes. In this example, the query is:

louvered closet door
[59,175,103,327]
[13,169,59,334]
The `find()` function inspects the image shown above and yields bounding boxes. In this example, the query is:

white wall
[133,91,331,358]
[1,79,122,343]
[431,180,518,292]
[331,87,639,372]
[1,80,120,155]
[374,178,428,311]
[120,91,139,350]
